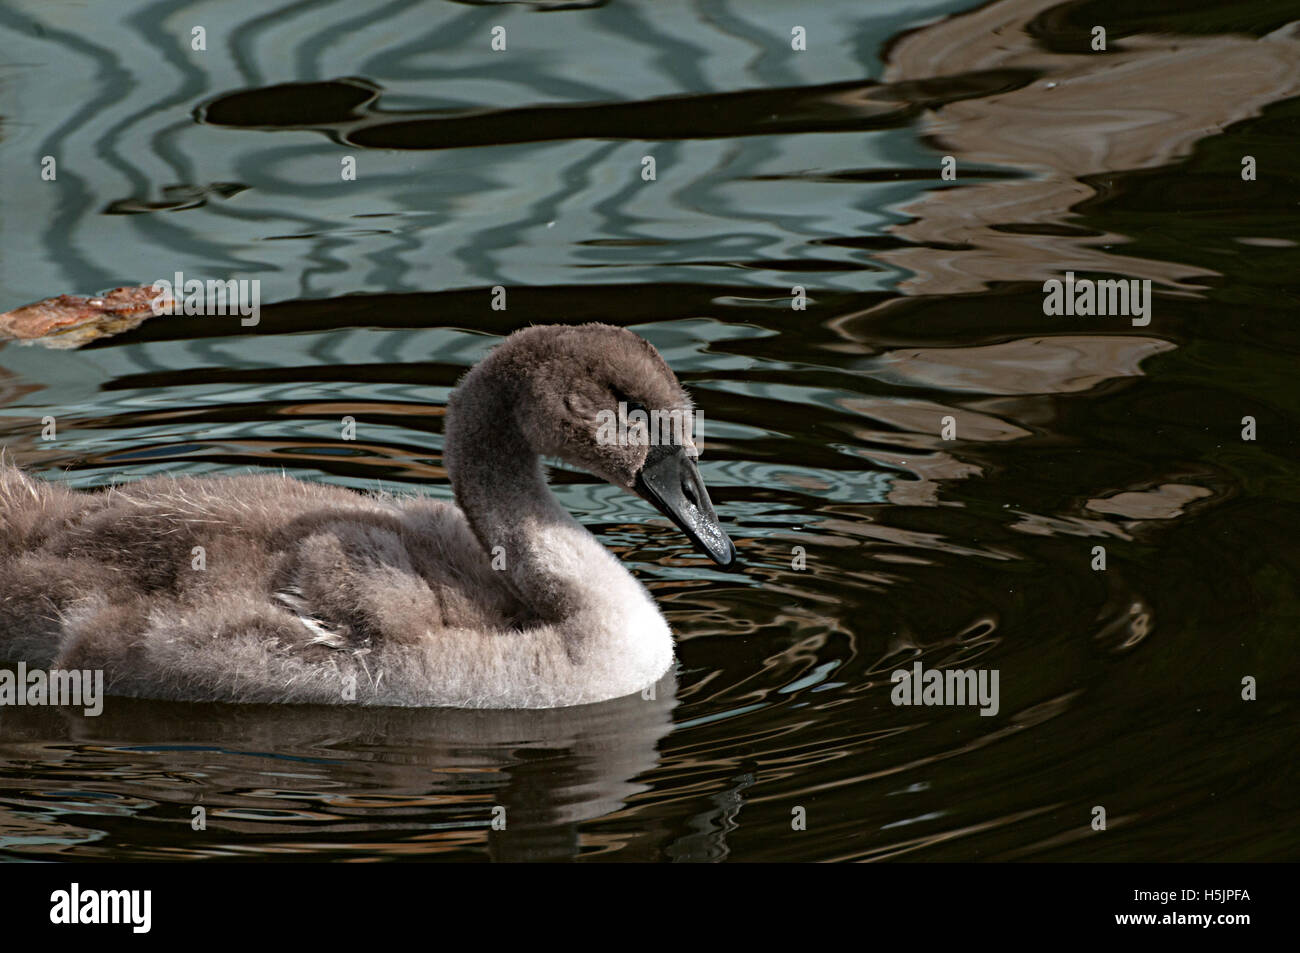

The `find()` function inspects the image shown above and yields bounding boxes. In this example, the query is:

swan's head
[464,323,738,568]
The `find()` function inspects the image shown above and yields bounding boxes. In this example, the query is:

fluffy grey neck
[444,370,626,623]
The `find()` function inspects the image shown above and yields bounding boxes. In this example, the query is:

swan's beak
[634,444,737,568]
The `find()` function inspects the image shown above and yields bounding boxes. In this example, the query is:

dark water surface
[1,0,1298,861]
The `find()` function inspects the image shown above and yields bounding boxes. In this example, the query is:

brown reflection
[868,335,1175,394]
[876,1,1300,294]
[843,396,1033,443]
[0,368,42,411]
[1086,482,1213,519]
[1008,510,1133,540]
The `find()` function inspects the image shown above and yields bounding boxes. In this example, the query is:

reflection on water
[0,675,678,861]
[1,0,1298,861]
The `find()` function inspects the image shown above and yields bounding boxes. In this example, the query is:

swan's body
[0,324,735,708]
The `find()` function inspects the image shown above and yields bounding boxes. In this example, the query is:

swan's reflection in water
[0,672,678,861]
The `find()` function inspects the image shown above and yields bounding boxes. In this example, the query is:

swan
[0,323,736,709]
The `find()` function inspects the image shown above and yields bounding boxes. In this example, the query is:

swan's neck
[445,384,648,624]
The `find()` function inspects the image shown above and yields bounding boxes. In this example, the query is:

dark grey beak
[633,444,737,568]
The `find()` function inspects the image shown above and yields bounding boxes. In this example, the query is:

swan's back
[0,467,536,702]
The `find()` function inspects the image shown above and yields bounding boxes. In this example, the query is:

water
[1,0,1298,862]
